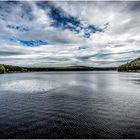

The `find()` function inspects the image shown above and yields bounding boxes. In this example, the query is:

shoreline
[0,64,118,74]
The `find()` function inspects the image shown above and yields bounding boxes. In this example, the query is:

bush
[0,65,5,74]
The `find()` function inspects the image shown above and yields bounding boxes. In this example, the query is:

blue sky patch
[20,40,48,47]
[37,2,105,38]
[95,53,111,58]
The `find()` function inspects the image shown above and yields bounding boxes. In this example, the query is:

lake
[0,71,140,138]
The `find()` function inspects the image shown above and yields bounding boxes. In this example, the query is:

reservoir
[0,71,140,138]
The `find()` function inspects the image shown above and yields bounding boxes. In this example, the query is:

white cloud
[0,1,140,67]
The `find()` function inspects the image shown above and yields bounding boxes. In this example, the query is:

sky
[0,1,140,67]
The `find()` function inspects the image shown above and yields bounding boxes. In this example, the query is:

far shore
[1,64,140,74]
[0,64,118,74]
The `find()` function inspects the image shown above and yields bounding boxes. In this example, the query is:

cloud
[0,1,140,67]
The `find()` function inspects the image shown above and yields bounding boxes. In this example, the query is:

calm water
[0,71,140,138]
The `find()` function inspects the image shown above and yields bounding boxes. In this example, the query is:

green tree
[0,65,5,74]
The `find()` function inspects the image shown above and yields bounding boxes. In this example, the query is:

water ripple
[0,72,140,138]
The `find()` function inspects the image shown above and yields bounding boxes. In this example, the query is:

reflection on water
[0,71,140,138]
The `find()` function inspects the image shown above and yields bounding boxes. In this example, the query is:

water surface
[0,71,140,138]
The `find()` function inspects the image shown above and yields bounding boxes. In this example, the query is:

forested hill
[118,58,140,72]
[0,64,117,74]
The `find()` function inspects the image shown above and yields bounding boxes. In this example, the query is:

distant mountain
[118,57,140,72]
